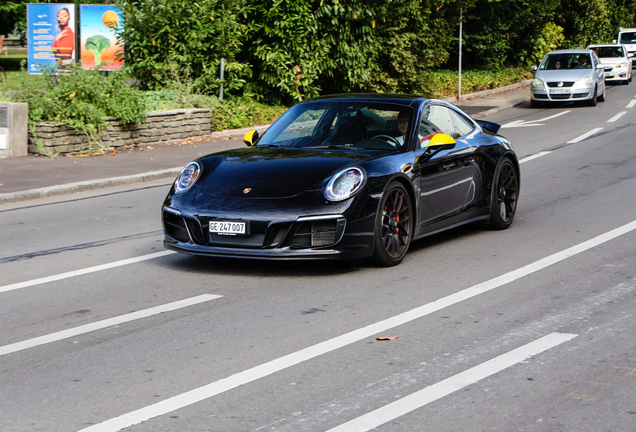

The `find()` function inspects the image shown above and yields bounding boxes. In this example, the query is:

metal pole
[458,9,463,101]
[219,57,225,101]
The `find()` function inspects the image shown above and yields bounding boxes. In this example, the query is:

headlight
[174,162,201,194]
[532,78,544,87]
[324,167,365,201]
[577,76,593,86]
[616,63,627,69]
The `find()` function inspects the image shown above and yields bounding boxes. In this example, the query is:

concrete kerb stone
[0,167,182,204]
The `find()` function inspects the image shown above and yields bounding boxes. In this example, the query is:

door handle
[464,158,475,167]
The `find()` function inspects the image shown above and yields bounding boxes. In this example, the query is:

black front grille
[163,211,190,242]
[547,81,574,88]
[533,94,549,99]
[550,94,571,100]
[290,219,345,249]
[572,93,589,98]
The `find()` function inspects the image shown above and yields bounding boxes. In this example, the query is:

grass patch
[0,49,28,72]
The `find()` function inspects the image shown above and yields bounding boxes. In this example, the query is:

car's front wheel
[587,85,598,106]
[371,182,413,266]
[489,157,519,230]
[598,84,606,102]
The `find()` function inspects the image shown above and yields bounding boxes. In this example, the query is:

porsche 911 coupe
[162,94,519,266]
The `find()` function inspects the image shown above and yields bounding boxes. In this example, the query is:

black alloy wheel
[489,158,519,230]
[372,182,413,266]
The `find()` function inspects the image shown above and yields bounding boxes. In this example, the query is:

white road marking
[0,295,221,357]
[325,332,577,432]
[607,111,627,123]
[626,100,636,108]
[501,110,571,128]
[77,219,636,432]
[0,251,176,294]
[566,127,603,144]
[519,151,551,164]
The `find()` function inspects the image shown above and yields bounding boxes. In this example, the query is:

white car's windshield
[619,32,636,43]
[257,101,414,150]
[590,46,624,57]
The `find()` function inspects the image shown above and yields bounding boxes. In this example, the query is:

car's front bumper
[603,68,629,81]
[531,84,595,102]
[161,199,378,261]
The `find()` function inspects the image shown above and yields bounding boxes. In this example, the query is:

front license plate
[550,88,570,94]
[209,221,246,236]
[605,72,612,77]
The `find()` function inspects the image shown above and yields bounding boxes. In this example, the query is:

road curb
[0,167,182,204]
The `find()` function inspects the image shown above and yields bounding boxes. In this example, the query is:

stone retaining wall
[28,108,212,155]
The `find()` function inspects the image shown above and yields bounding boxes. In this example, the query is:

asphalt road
[1,84,635,432]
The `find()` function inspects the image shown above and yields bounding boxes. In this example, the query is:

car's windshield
[539,53,592,70]
[257,101,414,151]
[589,46,624,57]
[619,32,636,43]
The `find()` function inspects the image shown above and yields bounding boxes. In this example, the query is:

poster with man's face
[27,4,76,74]
[80,5,124,71]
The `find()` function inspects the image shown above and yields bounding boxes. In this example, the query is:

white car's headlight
[616,63,627,69]
[577,76,593,86]
[532,78,544,88]
[174,162,201,194]
[325,167,365,201]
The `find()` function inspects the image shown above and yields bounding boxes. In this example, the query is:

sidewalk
[0,83,530,204]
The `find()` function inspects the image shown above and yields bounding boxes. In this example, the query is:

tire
[530,99,542,108]
[488,157,519,230]
[371,182,413,266]
[587,86,598,106]
[598,84,606,102]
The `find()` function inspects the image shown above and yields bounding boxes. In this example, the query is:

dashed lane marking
[0,251,176,294]
[0,294,221,357]
[567,127,604,144]
[607,111,627,123]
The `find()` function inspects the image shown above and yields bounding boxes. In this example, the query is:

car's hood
[598,57,626,65]
[535,70,592,81]
[200,147,373,199]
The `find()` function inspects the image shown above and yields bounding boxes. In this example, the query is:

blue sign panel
[27,4,76,74]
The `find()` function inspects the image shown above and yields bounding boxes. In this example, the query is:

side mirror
[530,66,537,72]
[242,130,259,147]
[426,133,456,152]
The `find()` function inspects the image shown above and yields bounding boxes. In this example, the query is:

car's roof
[587,43,623,47]
[546,49,593,55]
[306,93,431,106]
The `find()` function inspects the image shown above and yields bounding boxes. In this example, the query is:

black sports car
[162,94,519,266]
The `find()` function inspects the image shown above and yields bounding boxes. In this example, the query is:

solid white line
[325,332,577,432]
[567,127,603,144]
[627,100,636,109]
[0,251,176,294]
[78,219,636,432]
[607,111,627,123]
[0,294,221,357]
[519,151,551,164]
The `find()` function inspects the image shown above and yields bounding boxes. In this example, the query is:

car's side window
[417,105,462,149]
[449,110,474,137]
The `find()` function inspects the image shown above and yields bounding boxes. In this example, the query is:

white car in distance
[587,43,633,85]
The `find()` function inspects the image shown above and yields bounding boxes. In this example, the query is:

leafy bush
[9,62,147,153]
[421,67,533,98]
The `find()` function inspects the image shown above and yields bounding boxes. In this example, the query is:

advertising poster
[80,5,124,71]
[27,4,76,74]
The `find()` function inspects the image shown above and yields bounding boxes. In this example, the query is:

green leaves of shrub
[10,63,147,153]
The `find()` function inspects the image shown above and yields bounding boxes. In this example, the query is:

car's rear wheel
[587,86,598,106]
[371,182,413,266]
[489,157,519,230]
